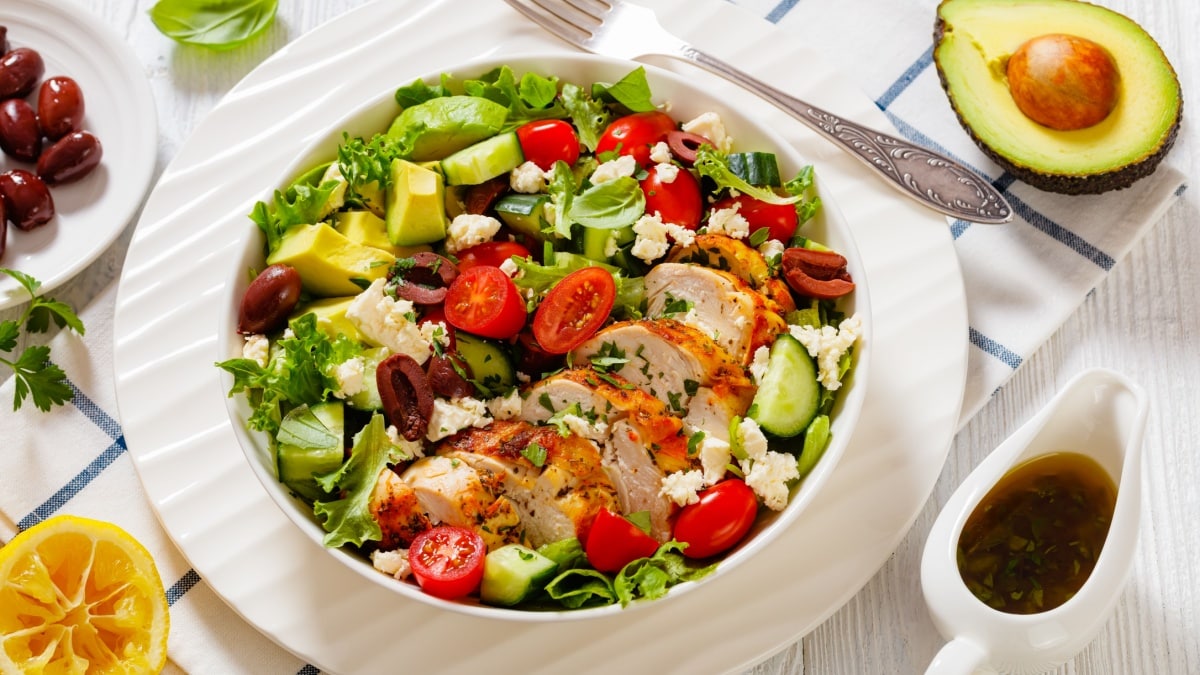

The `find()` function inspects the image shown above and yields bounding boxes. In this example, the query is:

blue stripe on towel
[69,380,122,441]
[969,327,1022,369]
[1005,193,1115,270]
[166,569,201,606]
[765,0,801,23]
[18,437,127,531]
[297,666,321,675]
[876,47,934,111]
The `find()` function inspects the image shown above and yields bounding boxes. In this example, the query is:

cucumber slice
[456,333,516,397]
[796,414,831,478]
[494,194,550,240]
[580,225,633,262]
[727,152,781,187]
[346,348,388,412]
[276,401,345,501]
[441,132,524,186]
[748,334,819,437]
[480,544,559,606]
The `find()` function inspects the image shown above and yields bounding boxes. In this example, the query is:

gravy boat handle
[926,637,988,675]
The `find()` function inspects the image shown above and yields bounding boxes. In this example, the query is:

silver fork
[504,0,1013,224]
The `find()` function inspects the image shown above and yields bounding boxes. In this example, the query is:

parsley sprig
[1,269,85,412]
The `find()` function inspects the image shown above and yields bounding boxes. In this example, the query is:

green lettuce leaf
[463,66,567,126]
[544,568,618,609]
[694,145,800,207]
[567,176,645,230]
[560,83,610,152]
[512,252,645,318]
[590,66,656,113]
[394,75,452,108]
[613,541,717,607]
[312,414,407,548]
[250,178,340,255]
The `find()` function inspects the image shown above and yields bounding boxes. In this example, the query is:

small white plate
[0,0,156,309]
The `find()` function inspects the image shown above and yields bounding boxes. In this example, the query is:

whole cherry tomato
[672,479,758,559]
[516,119,581,170]
[444,266,527,339]
[711,194,799,243]
[455,241,532,271]
[595,111,677,166]
[585,508,660,574]
[640,164,702,229]
[532,266,615,354]
[408,526,487,599]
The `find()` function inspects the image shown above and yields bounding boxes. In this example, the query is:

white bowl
[218,52,872,621]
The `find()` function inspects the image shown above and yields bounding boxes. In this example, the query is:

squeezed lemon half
[0,515,169,674]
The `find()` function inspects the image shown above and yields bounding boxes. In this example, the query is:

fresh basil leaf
[464,66,566,126]
[567,177,645,230]
[591,66,655,113]
[519,71,559,108]
[149,0,277,50]
[395,76,451,108]
[560,83,610,152]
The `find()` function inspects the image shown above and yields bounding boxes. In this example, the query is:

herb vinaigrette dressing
[956,452,1117,614]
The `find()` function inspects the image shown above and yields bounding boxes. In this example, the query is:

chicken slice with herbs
[668,233,796,313]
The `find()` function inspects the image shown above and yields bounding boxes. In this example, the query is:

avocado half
[934,0,1182,195]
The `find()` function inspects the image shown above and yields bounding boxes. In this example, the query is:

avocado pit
[1006,33,1119,131]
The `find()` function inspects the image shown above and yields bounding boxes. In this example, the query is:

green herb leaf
[613,541,717,607]
[591,66,656,113]
[625,510,652,536]
[694,145,800,206]
[10,346,73,412]
[545,568,617,609]
[560,83,610,152]
[0,269,84,412]
[394,77,451,108]
[463,66,566,126]
[567,176,645,230]
[149,0,277,50]
[521,442,548,467]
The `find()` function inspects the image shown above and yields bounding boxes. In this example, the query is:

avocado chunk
[386,159,448,246]
[289,296,367,343]
[387,95,509,161]
[934,0,1181,194]
[334,210,432,258]
[267,223,394,297]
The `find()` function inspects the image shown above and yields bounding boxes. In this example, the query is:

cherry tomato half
[586,508,660,574]
[516,119,581,171]
[455,241,532,271]
[672,479,759,559]
[408,526,487,599]
[641,164,702,229]
[532,266,616,354]
[595,111,677,166]
[712,194,799,243]
[444,265,527,339]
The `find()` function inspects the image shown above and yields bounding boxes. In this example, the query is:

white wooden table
[9,0,1197,672]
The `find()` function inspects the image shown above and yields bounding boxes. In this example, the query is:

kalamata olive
[780,247,855,300]
[0,204,7,261]
[389,252,458,304]
[665,130,712,165]
[377,354,434,441]
[781,247,849,279]
[37,76,85,140]
[237,264,302,334]
[0,26,8,56]
[37,131,102,186]
[0,48,44,100]
[464,175,510,215]
[0,169,54,230]
[0,99,41,162]
[427,353,474,399]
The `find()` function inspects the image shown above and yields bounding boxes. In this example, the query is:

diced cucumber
[456,333,516,397]
[580,225,633,262]
[727,152,781,187]
[346,348,388,412]
[494,194,550,240]
[748,334,819,437]
[480,544,559,607]
[441,132,524,186]
[276,401,345,501]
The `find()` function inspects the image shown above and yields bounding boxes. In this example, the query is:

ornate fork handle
[684,47,1012,224]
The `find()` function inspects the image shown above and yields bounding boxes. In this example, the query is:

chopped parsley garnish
[0,269,84,412]
[521,442,548,467]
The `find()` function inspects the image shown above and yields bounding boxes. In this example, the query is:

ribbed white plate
[113,1,968,672]
[0,0,156,308]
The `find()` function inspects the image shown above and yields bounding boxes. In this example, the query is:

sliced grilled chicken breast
[668,233,796,312]
[645,262,788,363]
[369,469,434,551]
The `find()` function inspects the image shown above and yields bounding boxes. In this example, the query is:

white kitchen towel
[0,0,1185,673]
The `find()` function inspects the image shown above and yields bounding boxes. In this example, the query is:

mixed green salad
[218,64,862,610]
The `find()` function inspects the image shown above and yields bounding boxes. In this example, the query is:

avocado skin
[932,2,1183,195]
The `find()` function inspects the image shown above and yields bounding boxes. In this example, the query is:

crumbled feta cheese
[748,345,771,385]
[649,141,672,165]
[510,161,549,194]
[515,371,531,384]
[654,162,680,184]
[499,258,519,277]
[542,201,557,227]
[282,327,296,340]
[660,469,706,507]
[698,435,732,485]
[242,334,269,367]
[426,396,492,442]
[631,213,671,262]
[318,163,348,218]
[664,221,696,247]
[789,314,863,390]
[420,321,450,352]
[682,112,733,152]
[331,357,366,399]
[706,204,750,239]
[738,417,771,462]
[560,414,609,442]
[371,548,412,579]
[676,307,718,342]
[346,279,433,364]
[759,239,785,262]
[743,449,799,511]
[445,214,502,254]
[386,425,425,459]
[590,155,637,184]
[603,232,621,259]
[486,389,523,421]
